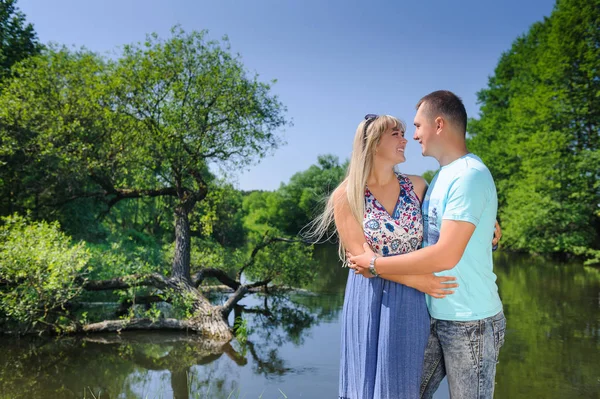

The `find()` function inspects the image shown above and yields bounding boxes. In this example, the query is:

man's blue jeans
[420,311,506,399]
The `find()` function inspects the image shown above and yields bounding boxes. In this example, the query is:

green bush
[0,214,90,333]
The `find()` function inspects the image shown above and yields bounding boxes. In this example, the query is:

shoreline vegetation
[1,0,599,342]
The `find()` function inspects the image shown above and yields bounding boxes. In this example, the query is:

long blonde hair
[304,115,406,262]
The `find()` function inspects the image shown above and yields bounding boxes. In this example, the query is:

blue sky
[19,0,555,191]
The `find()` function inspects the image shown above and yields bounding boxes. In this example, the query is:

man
[350,90,505,399]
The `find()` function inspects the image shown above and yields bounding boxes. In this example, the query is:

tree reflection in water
[0,292,326,399]
[1,251,599,399]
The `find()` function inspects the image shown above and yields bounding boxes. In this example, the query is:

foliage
[0,26,288,213]
[194,181,246,247]
[467,0,600,260]
[0,26,289,291]
[279,154,346,235]
[232,155,347,287]
[86,239,167,281]
[233,316,249,345]
[421,169,437,184]
[0,0,40,83]
[0,214,90,333]
[0,21,325,336]
[0,46,112,226]
[243,154,346,237]
[244,236,316,287]
[159,288,196,319]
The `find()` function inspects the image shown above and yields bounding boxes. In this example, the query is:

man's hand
[492,220,502,249]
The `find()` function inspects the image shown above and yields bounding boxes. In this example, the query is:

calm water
[1,248,599,399]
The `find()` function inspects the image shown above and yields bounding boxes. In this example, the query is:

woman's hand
[347,243,376,274]
[409,274,458,299]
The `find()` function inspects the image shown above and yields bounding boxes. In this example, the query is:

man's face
[413,105,437,157]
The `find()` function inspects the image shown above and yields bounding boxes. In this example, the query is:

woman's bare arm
[333,183,457,298]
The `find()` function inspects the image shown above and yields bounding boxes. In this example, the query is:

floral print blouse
[363,173,424,257]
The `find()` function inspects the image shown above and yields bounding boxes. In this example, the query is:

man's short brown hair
[416,90,467,135]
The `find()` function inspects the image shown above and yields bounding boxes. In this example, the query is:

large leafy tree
[0,47,109,223]
[468,0,600,261]
[0,0,41,220]
[107,29,287,282]
[0,27,295,339]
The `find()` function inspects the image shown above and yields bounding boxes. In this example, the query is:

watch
[369,255,379,277]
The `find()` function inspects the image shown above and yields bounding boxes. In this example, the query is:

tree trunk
[176,277,233,340]
[76,212,296,342]
[173,202,193,281]
[81,313,232,341]
[171,368,189,399]
[82,273,234,341]
[168,186,234,340]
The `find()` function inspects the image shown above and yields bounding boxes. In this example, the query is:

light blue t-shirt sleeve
[442,169,490,226]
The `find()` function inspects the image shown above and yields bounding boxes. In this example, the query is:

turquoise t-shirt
[423,153,503,321]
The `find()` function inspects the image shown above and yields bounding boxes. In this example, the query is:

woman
[308,114,457,399]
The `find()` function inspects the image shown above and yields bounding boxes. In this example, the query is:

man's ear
[435,116,445,134]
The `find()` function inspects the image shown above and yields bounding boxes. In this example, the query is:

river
[0,248,598,398]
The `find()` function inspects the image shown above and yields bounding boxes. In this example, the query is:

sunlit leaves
[467,0,600,260]
[0,214,90,332]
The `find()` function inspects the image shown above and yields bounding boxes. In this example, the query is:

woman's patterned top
[363,173,424,257]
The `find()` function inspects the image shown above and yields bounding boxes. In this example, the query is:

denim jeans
[420,311,506,399]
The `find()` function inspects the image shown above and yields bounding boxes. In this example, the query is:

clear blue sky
[19,0,555,191]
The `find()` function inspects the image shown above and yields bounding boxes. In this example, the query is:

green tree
[0,0,42,223]
[194,181,246,247]
[421,169,437,184]
[467,0,600,261]
[0,28,291,339]
[0,46,111,232]
[0,0,40,82]
[243,154,346,236]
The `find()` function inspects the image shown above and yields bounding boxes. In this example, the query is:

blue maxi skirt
[339,270,430,399]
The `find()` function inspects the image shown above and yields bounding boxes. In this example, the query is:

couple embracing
[311,90,505,399]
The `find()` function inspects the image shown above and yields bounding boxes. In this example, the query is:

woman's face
[375,123,407,164]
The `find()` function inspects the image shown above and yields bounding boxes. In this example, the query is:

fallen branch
[83,273,170,291]
[192,268,240,290]
[82,318,197,333]
[220,278,272,317]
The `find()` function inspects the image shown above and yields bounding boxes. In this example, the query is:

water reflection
[0,289,338,399]
[492,253,600,399]
[0,249,598,398]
